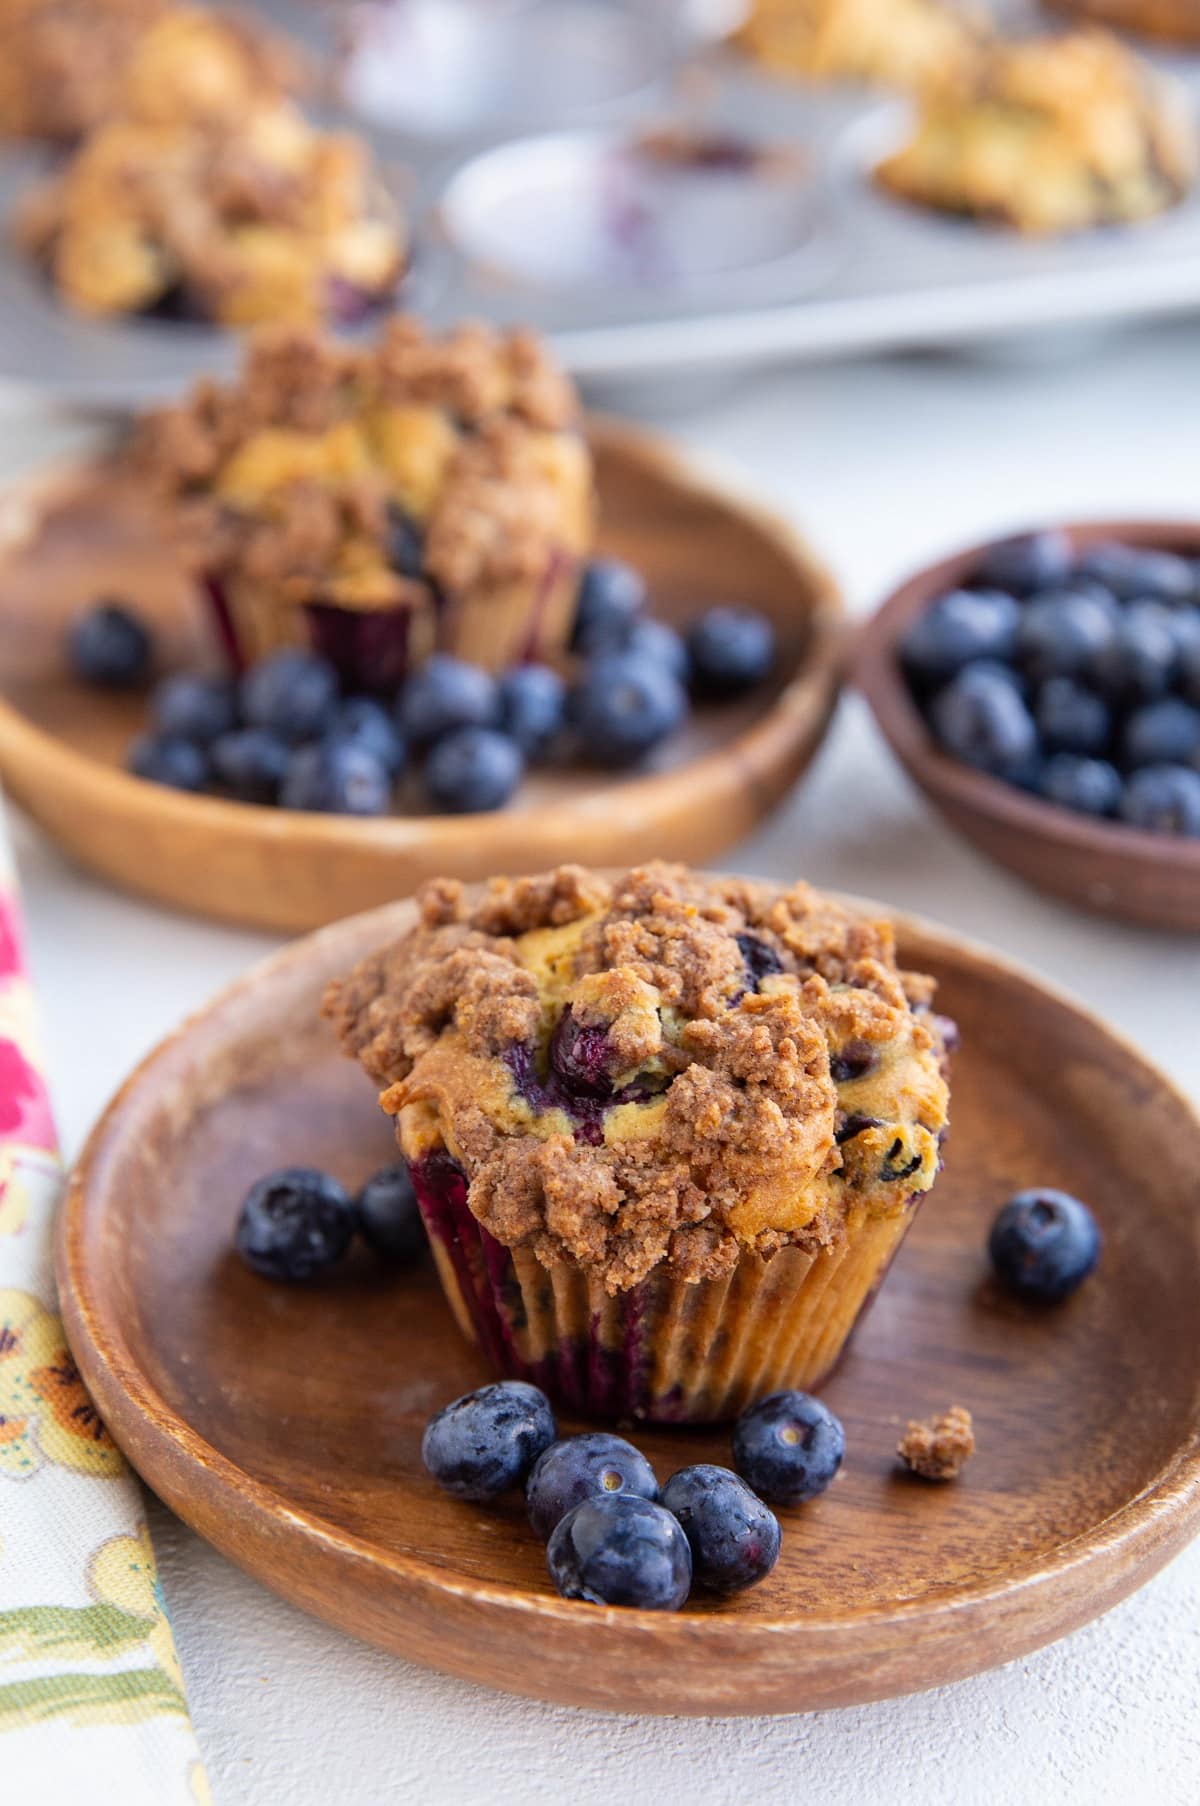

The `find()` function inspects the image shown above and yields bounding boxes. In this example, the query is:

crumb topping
[897,1405,976,1480]
[0,0,172,143]
[735,0,987,92]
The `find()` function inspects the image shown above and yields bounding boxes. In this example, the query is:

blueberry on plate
[422,1381,557,1502]
[69,601,153,690]
[686,607,776,698]
[424,726,524,813]
[974,529,1073,597]
[355,1162,425,1263]
[1034,677,1110,758]
[988,1188,1102,1304]
[660,1464,781,1596]
[1078,542,1194,603]
[1015,590,1117,684]
[281,741,391,815]
[732,1390,845,1506]
[527,1432,659,1540]
[570,652,687,766]
[570,557,646,655]
[210,727,290,804]
[127,733,209,792]
[547,1493,691,1611]
[241,649,340,743]
[622,616,691,684]
[1122,697,1200,770]
[901,589,1020,688]
[1119,764,1200,836]
[329,697,407,778]
[497,664,567,758]
[1039,753,1123,819]
[235,1167,357,1282]
[930,664,1038,779]
[398,654,499,747]
[1177,617,1200,705]
[150,674,239,745]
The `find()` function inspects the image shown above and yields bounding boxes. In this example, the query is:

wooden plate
[0,422,842,934]
[58,893,1200,1716]
[857,521,1200,933]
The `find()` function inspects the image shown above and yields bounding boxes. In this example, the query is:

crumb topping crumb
[897,1405,976,1480]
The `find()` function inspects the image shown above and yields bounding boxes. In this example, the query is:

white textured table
[11,326,1200,1804]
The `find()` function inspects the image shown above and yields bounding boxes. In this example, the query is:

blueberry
[549,1007,616,1096]
[901,589,1020,687]
[988,1188,1102,1304]
[424,726,524,813]
[127,733,209,792]
[422,1381,557,1502]
[736,931,784,991]
[497,664,567,758]
[328,696,407,777]
[385,504,425,579]
[1090,601,1179,704]
[210,727,290,804]
[235,1167,357,1282]
[686,607,776,697]
[546,1493,691,1611]
[1178,616,1200,705]
[623,616,690,684]
[1015,591,1117,684]
[975,529,1073,597]
[1034,678,1110,757]
[732,1390,845,1506]
[281,741,391,814]
[355,1161,425,1263]
[1119,764,1200,835]
[69,602,153,690]
[570,557,646,654]
[1078,543,1194,603]
[150,674,238,744]
[527,1432,659,1540]
[1039,754,1123,818]
[659,1464,781,1596]
[1121,697,1200,769]
[240,649,340,743]
[569,653,687,767]
[930,665,1038,779]
[398,654,498,747]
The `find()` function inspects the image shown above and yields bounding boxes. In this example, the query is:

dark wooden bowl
[0,422,843,934]
[57,891,1200,1715]
[857,521,1200,933]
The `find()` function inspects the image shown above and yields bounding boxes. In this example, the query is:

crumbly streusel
[1047,0,1200,44]
[735,0,987,92]
[897,1405,976,1479]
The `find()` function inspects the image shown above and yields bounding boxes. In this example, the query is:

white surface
[9,325,1200,1805]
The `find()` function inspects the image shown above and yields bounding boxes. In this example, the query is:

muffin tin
[7,0,1200,404]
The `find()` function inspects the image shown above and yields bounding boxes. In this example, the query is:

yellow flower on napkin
[0,1288,125,1480]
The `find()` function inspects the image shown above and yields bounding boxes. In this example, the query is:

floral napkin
[0,794,208,1801]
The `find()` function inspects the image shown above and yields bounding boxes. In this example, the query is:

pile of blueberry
[900,530,1200,836]
[68,558,777,816]
[234,1162,425,1281]
[422,1382,845,1612]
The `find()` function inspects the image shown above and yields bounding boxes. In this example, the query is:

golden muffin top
[735,0,988,91]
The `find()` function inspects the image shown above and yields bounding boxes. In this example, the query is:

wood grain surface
[57,894,1200,1715]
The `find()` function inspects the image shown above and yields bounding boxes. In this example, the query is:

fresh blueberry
[624,616,691,684]
[1119,764,1200,836]
[127,733,209,792]
[385,505,425,579]
[570,558,646,654]
[355,1161,425,1263]
[422,1381,557,1502]
[1090,600,1179,705]
[1078,543,1195,603]
[930,665,1038,779]
[424,726,524,813]
[1034,678,1110,758]
[1121,697,1200,769]
[328,696,407,777]
[527,1432,659,1540]
[659,1464,781,1596]
[988,1188,1102,1304]
[1039,754,1123,818]
[69,602,153,690]
[497,664,567,758]
[570,653,687,767]
[398,654,498,747]
[546,1493,691,1611]
[1015,591,1117,684]
[150,674,238,744]
[901,589,1020,688]
[235,1167,357,1282]
[1178,616,1200,705]
[686,607,776,697]
[240,649,340,744]
[732,1390,845,1506]
[975,529,1073,597]
[210,727,290,804]
[281,741,391,814]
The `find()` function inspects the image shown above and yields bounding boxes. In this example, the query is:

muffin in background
[734,0,988,92]
[326,863,953,1424]
[1046,0,1200,45]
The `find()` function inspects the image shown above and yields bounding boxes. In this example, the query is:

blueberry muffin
[326,864,953,1423]
[735,0,987,91]
[136,321,593,689]
[876,29,1197,233]
[1046,0,1200,45]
